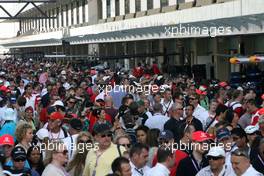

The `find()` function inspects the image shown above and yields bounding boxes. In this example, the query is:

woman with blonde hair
[67,131,94,176]
[15,122,34,152]
[42,141,69,176]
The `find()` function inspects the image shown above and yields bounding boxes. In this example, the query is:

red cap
[219,82,228,88]
[90,70,96,75]
[192,131,213,142]
[261,94,264,100]
[196,85,207,95]
[50,112,64,120]
[25,106,34,113]
[0,134,14,146]
[0,86,8,92]
[259,108,264,115]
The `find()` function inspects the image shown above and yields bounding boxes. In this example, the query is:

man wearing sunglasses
[63,118,83,161]
[3,146,31,176]
[197,146,235,176]
[176,131,211,176]
[231,148,262,176]
[83,123,126,176]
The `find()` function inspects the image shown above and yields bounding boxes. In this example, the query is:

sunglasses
[100,133,112,138]
[189,98,196,100]
[56,150,68,155]
[79,139,93,144]
[14,158,26,162]
[120,144,131,148]
[69,101,76,104]
[159,139,170,144]
[176,108,184,110]
[207,156,223,161]
[231,149,248,158]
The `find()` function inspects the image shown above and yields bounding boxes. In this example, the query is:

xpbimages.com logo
[159,141,232,153]
[98,83,171,95]
[32,141,99,153]
[164,24,232,37]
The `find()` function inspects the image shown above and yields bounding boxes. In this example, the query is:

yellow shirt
[83,143,126,176]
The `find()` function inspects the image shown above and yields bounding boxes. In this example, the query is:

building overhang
[1,0,264,48]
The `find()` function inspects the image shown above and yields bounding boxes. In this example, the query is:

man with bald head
[104,95,118,123]
[231,149,262,176]
[164,103,184,142]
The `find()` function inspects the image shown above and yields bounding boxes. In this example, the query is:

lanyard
[191,157,201,172]
[92,151,104,176]
[134,168,144,176]
[258,154,264,167]
[69,136,73,158]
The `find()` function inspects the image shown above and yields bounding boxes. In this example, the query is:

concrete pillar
[158,40,164,67]
[79,1,83,23]
[153,0,160,8]
[110,0,116,17]
[119,0,125,15]
[53,8,57,28]
[169,0,177,6]
[36,18,39,31]
[85,0,89,22]
[130,0,135,13]
[68,4,72,26]
[141,0,147,11]
[102,0,107,19]
[46,11,50,30]
[123,43,129,70]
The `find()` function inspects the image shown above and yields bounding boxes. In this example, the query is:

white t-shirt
[42,164,69,176]
[145,163,170,176]
[241,165,263,176]
[62,134,78,161]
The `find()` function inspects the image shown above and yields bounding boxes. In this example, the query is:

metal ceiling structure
[0,0,56,20]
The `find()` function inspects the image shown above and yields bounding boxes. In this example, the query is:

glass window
[76,1,79,24]
[82,0,86,23]
[61,6,64,27]
[161,0,168,7]
[71,3,74,25]
[65,4,68,26]
[115,0,120,16]
[125,0,130,14]
[147,0,153,9]
[106,0,111,17]
[135,0,141,12]
[56,7,59,28]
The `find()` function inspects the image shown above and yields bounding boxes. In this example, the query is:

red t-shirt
[152,150,188,176]
[39,107,48,124]
[87,113,112,133]
[251,109,260,126]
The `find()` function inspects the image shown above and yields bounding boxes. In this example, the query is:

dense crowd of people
[0,57,263,176]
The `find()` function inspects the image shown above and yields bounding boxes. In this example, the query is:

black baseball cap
[93,123,111,134]
[70,118,83,131]
[11,146,26,161]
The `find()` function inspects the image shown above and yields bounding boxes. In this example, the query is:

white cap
[237,86,243,91]
[129,75,136,79]
[63,82,72,90]
[61,70,66,75]
[102,76,110,81]
[207,146,225,157]
[41,88,48,97]
[36,128,49,140]
[157,75,163,80]
[2,108,16,121]
[52,100,64,107]
[245,125,259,134]
[133,81,141,87]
